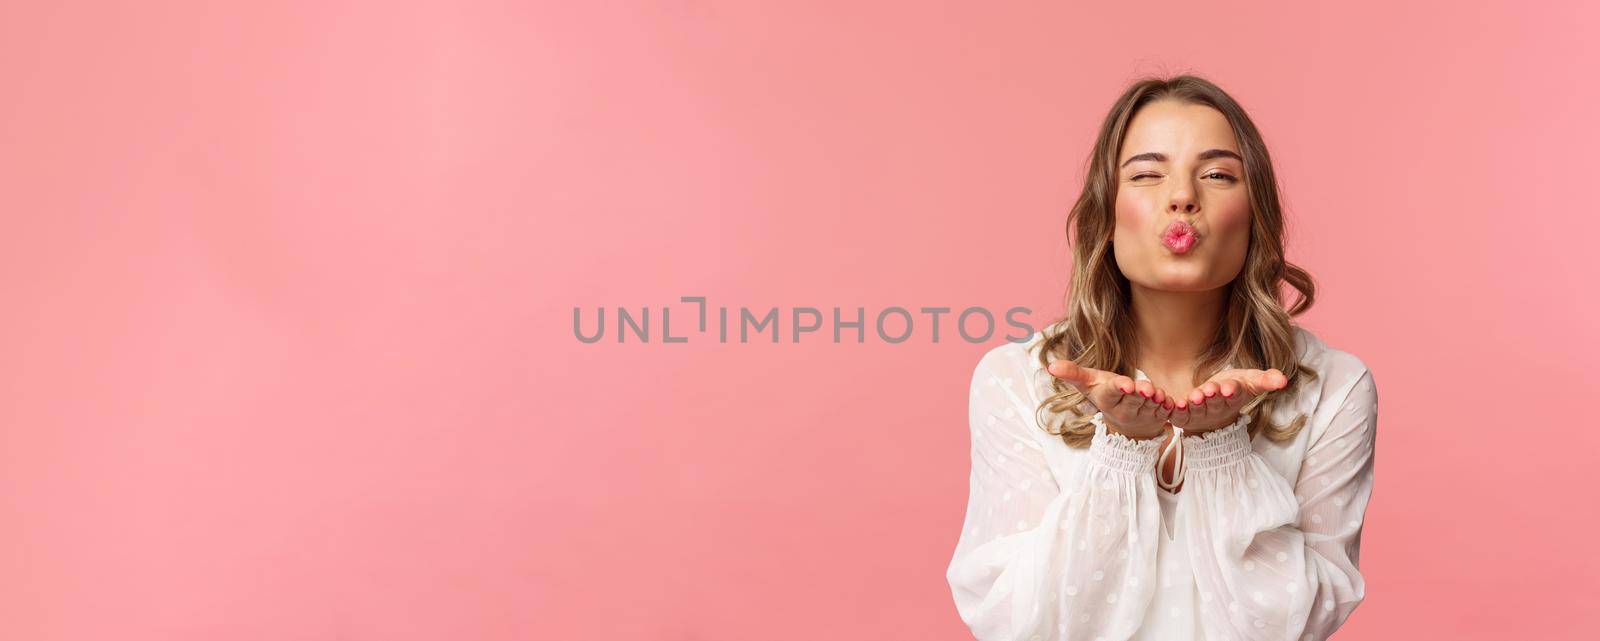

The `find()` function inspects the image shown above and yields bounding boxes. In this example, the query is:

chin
[1144,271,1221,292]
[1156,282,1217,293]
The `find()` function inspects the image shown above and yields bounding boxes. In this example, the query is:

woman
[945,75,1378,641]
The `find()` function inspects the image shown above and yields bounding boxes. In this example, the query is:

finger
[1201,382,1225,413]
[1147,394,1169,419]
[1122,376,1150,410]
[1047,360,1095,388]
[1235,369,1286,395]
[1168,400,1190,427]
[1133,390,1153,413]
[1115,375,1136,395]
[1224,385,1249,411]
[1190,386,1215,418]
[1257,368,1289,392]
[1132,383,1156,414]
[1107,374,1145,409]
[1216,388,1245,414]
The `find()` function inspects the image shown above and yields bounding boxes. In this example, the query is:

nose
[1169,177,1199,214]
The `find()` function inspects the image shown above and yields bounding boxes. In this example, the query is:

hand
[1046,359,1173,440]
[1167,368,1289,435]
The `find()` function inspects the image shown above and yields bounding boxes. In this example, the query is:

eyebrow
[1120,149,1243,168]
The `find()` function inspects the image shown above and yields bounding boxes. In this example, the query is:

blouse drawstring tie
[1156,423,1185,492]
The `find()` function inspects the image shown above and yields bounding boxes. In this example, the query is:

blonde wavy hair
[1034,74,1319,449]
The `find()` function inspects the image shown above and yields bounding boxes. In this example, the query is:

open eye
[1205,171,1239,183]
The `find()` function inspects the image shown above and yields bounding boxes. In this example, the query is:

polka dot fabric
[945,326,1378,641]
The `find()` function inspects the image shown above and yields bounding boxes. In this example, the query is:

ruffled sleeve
[945,346,1168,641]
[1176,366,1379,641]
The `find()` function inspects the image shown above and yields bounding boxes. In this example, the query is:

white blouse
[946,325,1377,641]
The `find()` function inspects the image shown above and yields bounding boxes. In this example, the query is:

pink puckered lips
[1161,220,1200,254]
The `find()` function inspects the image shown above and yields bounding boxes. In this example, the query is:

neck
[1129,282,1228,376]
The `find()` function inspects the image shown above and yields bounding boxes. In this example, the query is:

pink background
[2,1,1596,639]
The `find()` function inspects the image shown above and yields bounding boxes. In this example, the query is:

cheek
[1213,198,1252,238]
[1216,194,1251,224]
[1210,199,1252,276]
[1111,192,1161,272]
[1113,190,1159,233]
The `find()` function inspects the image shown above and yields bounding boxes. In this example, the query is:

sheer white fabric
[946,326,1377,641]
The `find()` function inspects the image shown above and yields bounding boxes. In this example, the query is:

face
[1112,100,1251,293]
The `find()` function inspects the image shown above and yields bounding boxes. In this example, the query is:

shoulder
[1292,325,1377,416]
[969,330,1052,403]
[972,329,1048,378]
